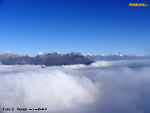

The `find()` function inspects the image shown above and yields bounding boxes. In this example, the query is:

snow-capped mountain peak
[37,52,44,56]
[0,51,18,58]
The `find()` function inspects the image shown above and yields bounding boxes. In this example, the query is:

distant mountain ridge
[1,52,149,66]
[0,52,92,66]
[85,53,150,61]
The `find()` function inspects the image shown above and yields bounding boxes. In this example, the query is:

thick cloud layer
[0,60,150,113]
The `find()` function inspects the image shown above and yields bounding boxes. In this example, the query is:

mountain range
[0,52,150,66]
[0,51,92,66]
[85,53,150,61]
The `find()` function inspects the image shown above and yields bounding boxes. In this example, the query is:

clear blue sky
[0,0,149,55]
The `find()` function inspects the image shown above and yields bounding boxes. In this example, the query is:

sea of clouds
[0,60,150,113]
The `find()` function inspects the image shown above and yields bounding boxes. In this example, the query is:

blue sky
[0,0,149,55]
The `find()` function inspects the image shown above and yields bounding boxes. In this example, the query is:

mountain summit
[0,51,18,59]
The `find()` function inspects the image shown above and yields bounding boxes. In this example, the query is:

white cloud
[0,60,150,113]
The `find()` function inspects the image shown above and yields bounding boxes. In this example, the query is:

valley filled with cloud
[0,60,150,113]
